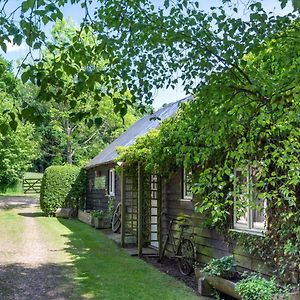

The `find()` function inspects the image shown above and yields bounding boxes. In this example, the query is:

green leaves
[21,0,35,13]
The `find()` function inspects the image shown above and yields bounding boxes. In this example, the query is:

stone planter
[78,210,93,226]
[93,217,111,229]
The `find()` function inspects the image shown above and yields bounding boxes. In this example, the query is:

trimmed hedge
[40,165,86,216]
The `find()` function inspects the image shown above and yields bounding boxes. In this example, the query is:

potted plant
[91,210,111,229]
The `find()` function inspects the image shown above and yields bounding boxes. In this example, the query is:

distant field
[24,172,43,179]
[0,172,43,196]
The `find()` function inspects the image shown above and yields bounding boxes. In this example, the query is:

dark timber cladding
[162,169,273,275]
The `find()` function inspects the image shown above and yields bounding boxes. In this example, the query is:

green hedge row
[40,165,86,216]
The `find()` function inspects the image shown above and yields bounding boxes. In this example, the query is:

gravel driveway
[0,196,75,300]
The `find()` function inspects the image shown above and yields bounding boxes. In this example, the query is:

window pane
[234,169,249,227]
[253,197,266,229]
[183,169,192,198]
[94,176,106,190]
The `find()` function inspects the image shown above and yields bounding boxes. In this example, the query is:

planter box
[93,217,111,229]
[198,274,300,300]
[78,210,93,226]
[206,276,241,299]
[275,291,300,300]
[55,208,75,218]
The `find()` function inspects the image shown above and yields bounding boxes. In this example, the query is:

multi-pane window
[183,168,193,199]
[233,167,266,232]
[94,171,106,190]
[109,169,115,196]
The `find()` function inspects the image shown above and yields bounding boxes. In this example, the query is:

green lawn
[0,201,199,299]
[55,218,199,299]
[32,210,200,299]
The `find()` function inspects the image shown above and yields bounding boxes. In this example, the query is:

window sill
[179,198,193,202]
[229,228,266,237]
[105,194,115,197]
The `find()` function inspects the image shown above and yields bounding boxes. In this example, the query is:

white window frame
[183,168,193,200]
[233,167,267,234]
[109,169,115,196]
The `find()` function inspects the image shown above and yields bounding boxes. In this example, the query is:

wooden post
[121,165,126,248]
[158,176,163,258]
[137,162,143,257]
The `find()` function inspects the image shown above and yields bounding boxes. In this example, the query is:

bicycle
[111,203,121,233]
[160,218,196,276]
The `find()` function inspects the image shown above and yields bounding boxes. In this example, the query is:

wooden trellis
[120,163,162,256]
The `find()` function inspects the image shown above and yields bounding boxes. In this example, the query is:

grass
[56,219,200,300]
[37,213,199,299]
[1,201,200,299]
[24,172,43,179]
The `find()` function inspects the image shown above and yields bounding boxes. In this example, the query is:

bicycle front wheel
[177,238,195,276]
[112,203,121,233]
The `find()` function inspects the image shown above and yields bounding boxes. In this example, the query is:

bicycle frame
[162,219,186,259]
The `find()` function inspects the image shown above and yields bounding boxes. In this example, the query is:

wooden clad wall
[86,163,121,211]
[162,169,272,275]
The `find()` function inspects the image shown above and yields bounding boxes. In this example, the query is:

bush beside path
[0,196,200,300]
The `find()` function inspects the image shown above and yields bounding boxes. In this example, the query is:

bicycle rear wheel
[177,238,195,276]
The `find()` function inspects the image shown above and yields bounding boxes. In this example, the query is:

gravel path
[0,197,75,300]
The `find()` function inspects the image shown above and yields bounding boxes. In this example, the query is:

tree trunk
[66,140,73,164]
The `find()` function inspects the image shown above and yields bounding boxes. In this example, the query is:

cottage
[85,98,189,244]
[85,97,281,283]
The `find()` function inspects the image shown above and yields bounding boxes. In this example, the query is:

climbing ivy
[117,21,300,280]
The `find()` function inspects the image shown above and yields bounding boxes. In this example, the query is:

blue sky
[1,0,294,109]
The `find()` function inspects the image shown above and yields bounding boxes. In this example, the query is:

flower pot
[78,210,93,226]
[93,217,111,229]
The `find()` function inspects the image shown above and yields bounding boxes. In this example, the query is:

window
[183,168,193,199]
[233,167,266,233]
[94,171,106,190]
[109,169,115,196]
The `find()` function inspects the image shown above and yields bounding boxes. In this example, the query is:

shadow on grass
[57,218,198,300]
[0,196,38,211]
[18,212,45,218]
[0,263,75,300]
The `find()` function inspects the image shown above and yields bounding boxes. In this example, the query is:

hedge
[40,165,86,216]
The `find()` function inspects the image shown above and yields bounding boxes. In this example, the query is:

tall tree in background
[0,57,38,189]
[21,20,139,169]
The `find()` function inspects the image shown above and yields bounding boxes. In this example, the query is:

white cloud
[5,41,27,53]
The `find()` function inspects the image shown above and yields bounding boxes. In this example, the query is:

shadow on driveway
[0,263,76,300]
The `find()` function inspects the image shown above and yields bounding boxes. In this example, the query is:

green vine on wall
[116,22,300,281]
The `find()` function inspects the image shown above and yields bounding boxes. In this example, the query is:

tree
[22,20,139,168]
[0,1,298,126]
[0,56,38,189]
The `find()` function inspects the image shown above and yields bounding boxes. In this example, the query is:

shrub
[235,274,280,300]
[40,165,86,216]
[202,256,236,279]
